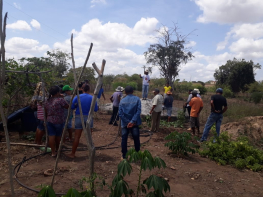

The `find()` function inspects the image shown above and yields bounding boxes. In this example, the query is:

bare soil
[1,112,263,197]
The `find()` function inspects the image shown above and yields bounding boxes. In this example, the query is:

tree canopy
[144,25,194,87]
[214,58,261,92]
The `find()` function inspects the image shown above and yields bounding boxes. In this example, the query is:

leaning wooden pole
[0,3,15,196]
[40,74,49,152]
[85,60,106,192]
[50,40,93,188]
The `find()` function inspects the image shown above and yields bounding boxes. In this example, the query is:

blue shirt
[119,94,141,128]
[71,93,98,115]
[97,88,104,99]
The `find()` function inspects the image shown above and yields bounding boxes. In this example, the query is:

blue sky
[3,0,263,81]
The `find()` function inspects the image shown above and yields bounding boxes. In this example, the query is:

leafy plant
[38,186,56,197]
[109,148,170,197]
[199,132,263,171]
[145,115,152,128]
[250,92,262,104]
[78,173,105,195]
[22,132,36,141]
[165,131,199,156]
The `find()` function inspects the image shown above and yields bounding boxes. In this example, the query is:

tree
[66,67,95,85]
[144,25,194,87]
[103,74,115,91]
[214,58,261,92]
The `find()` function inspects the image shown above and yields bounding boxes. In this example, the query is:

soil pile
[221,116,263,141]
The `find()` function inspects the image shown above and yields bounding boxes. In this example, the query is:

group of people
[32,82,104,158]
[184,88,228,142]
[32,72,228,160]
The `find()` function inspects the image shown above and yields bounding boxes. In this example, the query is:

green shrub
[165,132,199,156]
[223,87,234,98]
[112,81,138,90]
[194,85,207,95]
[199,132,263,171]
[250,92,262,104]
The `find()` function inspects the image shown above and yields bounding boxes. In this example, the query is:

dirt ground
[1,111,263,197]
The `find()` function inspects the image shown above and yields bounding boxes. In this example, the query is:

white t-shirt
[142,75,150,85]
[152,94,164,112]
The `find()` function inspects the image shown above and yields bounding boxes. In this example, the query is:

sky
[3,0,263,82]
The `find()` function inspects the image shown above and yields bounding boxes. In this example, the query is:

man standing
[189,90,203,136]
[150,89,164,132]
[200,88,228,142]
[185,89,193,131]
[109,86,124,126]
[119,86,141,159]
[163,83,172,98]
[164,91,173,122]
[139,70,150,100]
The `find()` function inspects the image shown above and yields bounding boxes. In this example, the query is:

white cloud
[6,37,50,58]
[30,19,41,30]
[90,0,106,8]
[13,2,21,10]
[7,20,31,31]
[54,18,159,75]
[194,0,263,24]
[185,41,196,48]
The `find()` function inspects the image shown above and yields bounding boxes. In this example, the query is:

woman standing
[45,86,69,157]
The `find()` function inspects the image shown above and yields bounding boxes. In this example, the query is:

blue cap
[216,88,223,94]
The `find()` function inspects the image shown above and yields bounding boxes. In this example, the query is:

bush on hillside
[194,85,207,95]
[112,81,138,90]
[250,92,262,104]
[199,132,263,171]
[223,87,234,98]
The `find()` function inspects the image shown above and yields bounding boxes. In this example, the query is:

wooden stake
[0,2,15,195]
[50,34,93,187]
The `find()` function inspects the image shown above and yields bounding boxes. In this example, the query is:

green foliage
[22,132,36,141]
[112,81,138,90]
[194,85,207,95]
[150,78,166,89]
[66,67,95,86]
[174,80,193,93]
[214,58,261,92]
[145,115,152,128]
[38,186,56,197]
[247,81,263,93]
[109,148,170,197]
[199,132,263,171]
[250,92,262,104]
[165,132,199,156]
[222,87,234,98]
[160,110,185,128]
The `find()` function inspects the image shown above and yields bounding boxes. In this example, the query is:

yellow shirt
[164,86,171,94]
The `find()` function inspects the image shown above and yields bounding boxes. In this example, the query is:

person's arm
[148,75,150,83]
[94,101,98,112]
[110,95,113,103]
[71,97,77,110]
[139,74,142,78]
[185,95,192,106]
[211,100,215,112]
[128,99,141,127]
[150,105,156,114]
[150,96,157,114]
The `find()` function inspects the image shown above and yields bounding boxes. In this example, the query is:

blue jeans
[201,112,223,141]
[121,126,140,158]
[142,85,149,98]
[75,115,93,129]
[47,122,64,136]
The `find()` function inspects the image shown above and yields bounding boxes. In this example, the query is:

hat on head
[62,85,73,91]
[193,88,200,94]
[153,88,160,93]
[166,91,172,95]
[115,86,124,92]
[192,90,198,95]
[216,88,223,94]
[145,69,149,72]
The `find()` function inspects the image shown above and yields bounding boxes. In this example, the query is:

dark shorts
[47,122,64,136]
[37,120,45,131]
[190,117,200,128]
[75,115,93,129]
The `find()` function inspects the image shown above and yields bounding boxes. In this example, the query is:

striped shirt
[37,103,44,120]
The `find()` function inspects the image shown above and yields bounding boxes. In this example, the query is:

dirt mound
[221,116,263,140]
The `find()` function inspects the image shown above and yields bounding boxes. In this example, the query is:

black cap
[153,88,160,93]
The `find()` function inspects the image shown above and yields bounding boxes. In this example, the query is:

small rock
[191,178,194,180]
[170,166,176,170]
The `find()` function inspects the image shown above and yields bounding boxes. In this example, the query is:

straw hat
[115,86,124,92]
[193,88,200,94]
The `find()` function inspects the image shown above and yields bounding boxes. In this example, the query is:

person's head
[125,86,134,95]
[62,85,73,95]
[192,90,198,97]
[166,91,172,96]
[144,70,149,75]
[216,88,223,95]
[116,86,124,92]
[153,88,160,95]
[166,82,170,87]
[82,84,90,93]
[49,86,60,98]
[78,82,84,90]
[188,89,193,94]
[84,79,89,84]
